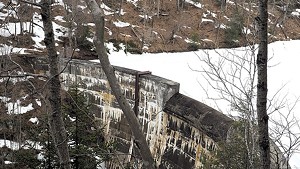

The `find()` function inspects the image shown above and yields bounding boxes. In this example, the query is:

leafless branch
[19,0,42,7]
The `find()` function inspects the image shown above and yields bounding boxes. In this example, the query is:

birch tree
[84,0,156,168]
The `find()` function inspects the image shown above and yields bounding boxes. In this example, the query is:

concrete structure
[58,58,233,168]
[23,56,289,168]
[0,54,290,169]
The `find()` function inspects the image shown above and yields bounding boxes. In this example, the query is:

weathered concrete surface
[160,93,233,168]
[57,58,232,168]
[29,57,233,168]
[164,93,233,142]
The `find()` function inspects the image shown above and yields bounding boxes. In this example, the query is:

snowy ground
[101,40,300,168]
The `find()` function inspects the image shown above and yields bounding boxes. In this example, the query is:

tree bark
[40,1,71,168]
[256,0,270,168]
[84,0,155,168]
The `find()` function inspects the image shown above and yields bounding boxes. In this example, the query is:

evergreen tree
[39,125,60,169]
[63,87,113,169]
[204,121,260,169]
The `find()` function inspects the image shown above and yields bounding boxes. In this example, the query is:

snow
[0,22,31,37]
[113,20,130,27]
[7,101,34,114]
[0,44,31,55]
[127,0,139,7]
[101,40,300,168]
[29,117,39,124]
[243,27,251,34]
[0,139,42,150]
[0,2,4,8]
[35,99,42,106]
[227,0,235,5]
[37,153,44,160]
[3,96,34,114]
[291,9,300,16]
[184,38,197,44]
[173,35,182,39]
[1,97,36,116]
[87,23,95,27]
[4,161,13,164]
[202,11,217,19]
[0,11,68,50]
[54,0,64,6]
[201,18,214,23]
[23,140,43,150]
[0,96,9,103]
[201,39,213,42]
[105,26,112,36]
[223,16,230,21]
[68,115,76,122]
[0,139,20,150]
[139,14,152,20]
[100,3,114,15]
[218,23,227,29]
[119,9,126,15]
[291,12,299,16]
[77,5,87,10]
[106,40,300,107]
[32,13,45,49]
[186,0,202,8]
[120,33,132,38]
[54,16,65,22]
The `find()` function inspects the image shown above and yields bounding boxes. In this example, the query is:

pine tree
[63,87,113,169]
[204,121,260,169]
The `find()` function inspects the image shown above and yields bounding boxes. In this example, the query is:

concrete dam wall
[22,56,288,169]
[56,58,233,169]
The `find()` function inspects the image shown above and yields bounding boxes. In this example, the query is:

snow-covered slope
[103,40,300,168]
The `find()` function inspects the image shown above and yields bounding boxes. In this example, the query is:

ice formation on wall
[58,59,223,168]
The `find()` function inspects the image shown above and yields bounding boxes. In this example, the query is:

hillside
[1,0,300,168]
[0,0,300,56]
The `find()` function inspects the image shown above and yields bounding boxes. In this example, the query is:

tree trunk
[40,1,71,168]
[256,0,270,168]
[84,0,155,168]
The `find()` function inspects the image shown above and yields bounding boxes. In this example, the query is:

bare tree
[193,0,272,167]
[191,41,297,169]
[256,0,270,168]
[62,0,77,55]
[270,97,300,169]
[84,0,155,168]
[40,0,71,168]
[190,47,258,169]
